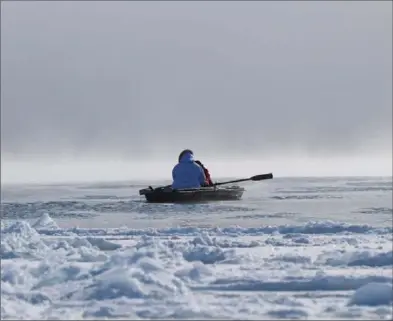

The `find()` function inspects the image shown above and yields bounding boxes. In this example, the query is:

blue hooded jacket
[172,151,206,189]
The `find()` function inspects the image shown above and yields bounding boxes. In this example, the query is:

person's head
[178,149,194,162]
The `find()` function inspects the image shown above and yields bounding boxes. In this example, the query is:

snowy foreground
[1,177,392,319]
[1,214,392,320]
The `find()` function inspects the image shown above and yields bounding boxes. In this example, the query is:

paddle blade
[250,173,273,181]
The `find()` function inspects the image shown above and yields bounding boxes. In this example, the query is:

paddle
[139,173,273,195]
[213,173,273,187]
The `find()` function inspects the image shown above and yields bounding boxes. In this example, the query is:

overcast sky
[1,1,392,180]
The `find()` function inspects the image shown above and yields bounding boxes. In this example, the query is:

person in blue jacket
[172,149,206,189]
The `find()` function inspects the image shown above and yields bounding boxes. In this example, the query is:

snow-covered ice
[1,177,392,319]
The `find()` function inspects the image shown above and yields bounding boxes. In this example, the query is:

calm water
[2,176,391,229]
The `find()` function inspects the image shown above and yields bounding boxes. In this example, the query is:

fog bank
[1,1,392,183]
[2,155,391,185]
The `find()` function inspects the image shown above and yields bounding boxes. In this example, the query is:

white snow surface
[1,176,392,320]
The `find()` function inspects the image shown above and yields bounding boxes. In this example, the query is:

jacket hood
[178,149,194,162]
[179,151,194,163]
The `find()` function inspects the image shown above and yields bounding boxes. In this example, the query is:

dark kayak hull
[139,186,245,203]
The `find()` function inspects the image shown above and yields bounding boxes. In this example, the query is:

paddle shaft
[214,173,273,187]
[214,178,253,186]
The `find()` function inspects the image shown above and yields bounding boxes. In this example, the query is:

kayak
[138,173,273,203]
[139,185,245,203]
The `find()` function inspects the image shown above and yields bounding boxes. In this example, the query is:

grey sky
[1,1,392,164]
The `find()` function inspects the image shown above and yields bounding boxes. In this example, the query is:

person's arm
[198,166,206,185]
[172,165,177,182]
